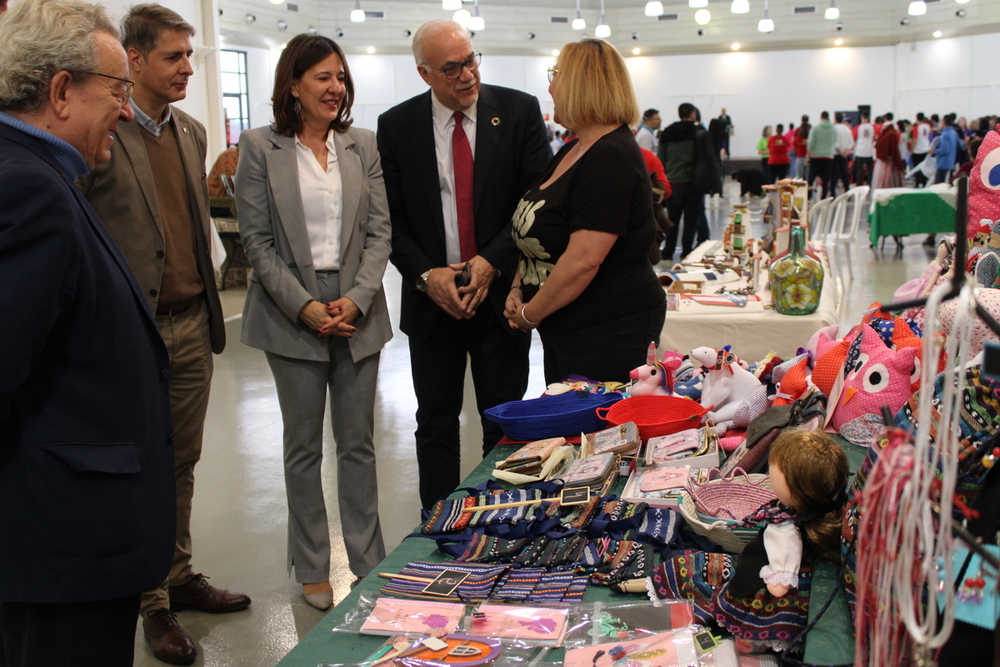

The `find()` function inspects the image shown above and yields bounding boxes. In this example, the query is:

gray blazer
[235,126,392,363]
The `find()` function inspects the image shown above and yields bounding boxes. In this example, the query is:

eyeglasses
[430,52,482,80]
[547,67,558,83]
[78,70,135,107]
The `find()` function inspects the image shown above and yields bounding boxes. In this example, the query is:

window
[220,50,249,146]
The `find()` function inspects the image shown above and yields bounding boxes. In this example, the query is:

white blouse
[295,131,342,271]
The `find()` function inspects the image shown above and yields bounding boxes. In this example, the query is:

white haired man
[0,0,175,665]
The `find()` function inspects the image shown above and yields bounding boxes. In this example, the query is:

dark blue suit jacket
[377,84,552,340]
[0,122,175,604]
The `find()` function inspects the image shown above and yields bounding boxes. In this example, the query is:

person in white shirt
[635,108,660,152]
[911,112,932,187]
[832,112,854,195]
[853,113,875,185]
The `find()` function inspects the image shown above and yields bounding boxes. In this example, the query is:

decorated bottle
[769,225,824,315]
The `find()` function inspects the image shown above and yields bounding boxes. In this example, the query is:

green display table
[276,440,863,666]
[868,187,957,246]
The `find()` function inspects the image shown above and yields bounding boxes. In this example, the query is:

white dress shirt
[636,125,658,152]
[431,93,477,265]
[296,131,342,271]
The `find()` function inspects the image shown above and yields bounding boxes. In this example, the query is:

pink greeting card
[360,597,466,636]
[639,466,691,493]
[472,604,569,646]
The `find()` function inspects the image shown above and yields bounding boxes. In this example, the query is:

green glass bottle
[769,225,824,315]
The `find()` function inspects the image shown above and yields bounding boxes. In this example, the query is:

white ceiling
[218,0,1000,56]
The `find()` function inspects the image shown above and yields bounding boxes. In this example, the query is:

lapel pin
[182,127,189,134]
[491,117,500,126]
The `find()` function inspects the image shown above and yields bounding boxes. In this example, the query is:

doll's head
[768,429,849,561]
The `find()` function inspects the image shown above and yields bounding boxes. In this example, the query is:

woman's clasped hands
[298,297,359,338]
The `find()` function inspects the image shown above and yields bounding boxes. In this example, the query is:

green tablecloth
[276,440,864,666]
[868,189,958,245]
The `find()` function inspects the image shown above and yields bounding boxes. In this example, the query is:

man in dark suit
[0,1,174,664]
[377,20,551,510]
[78,4,248,664]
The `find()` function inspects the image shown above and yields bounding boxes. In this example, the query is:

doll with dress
[648,429,849,653]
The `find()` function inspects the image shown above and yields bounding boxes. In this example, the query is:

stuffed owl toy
[967,129,1000,243]
[829,325,919,446]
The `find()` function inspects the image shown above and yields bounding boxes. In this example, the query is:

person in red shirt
[641,147,673,263]
[794,115,810,179]
[767,123,791,181]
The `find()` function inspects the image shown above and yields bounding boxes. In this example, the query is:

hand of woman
[503,286,525,330]
[299,300,335,337]
[321,297,359,338]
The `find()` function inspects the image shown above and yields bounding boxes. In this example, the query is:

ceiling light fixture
[595,0,611,37]
[269,0,283,5]
[645,0,663,17]
[731,0,750,14]
[350,0,365,22]
[834,37,843,45]
[758,0,774,32]
[632,47,641,54]
[367,46,376,53]
[277,19,288,30]
[695,8,711,24]
[907,0,927,16]
[824,0,839,20]
[551,48,560,56]
[442,0,462,10]
[244,13,256,24]
[572,0,586,29]
[933,29,943,37]
[955,0,970,4]
[731,42,740,49]
[469,0,485,30]
[453,7,472,27]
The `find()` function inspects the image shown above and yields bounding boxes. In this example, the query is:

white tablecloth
[659,241,839,362]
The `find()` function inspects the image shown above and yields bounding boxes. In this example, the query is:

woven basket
[484,391,623,442]
[595,396,707,440]
[676,473,773,553]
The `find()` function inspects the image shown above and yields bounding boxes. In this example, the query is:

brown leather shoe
[143,609,196,665]
[169,573,251,613]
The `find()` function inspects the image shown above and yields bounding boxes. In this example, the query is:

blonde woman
[504,38,665,384]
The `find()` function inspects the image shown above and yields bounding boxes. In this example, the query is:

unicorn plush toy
[690,345,762,423]
[629,343,684,396]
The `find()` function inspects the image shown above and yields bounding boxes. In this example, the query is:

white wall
[244,32,1000,158]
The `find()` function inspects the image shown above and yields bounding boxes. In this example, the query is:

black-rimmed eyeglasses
[430,52,482,80]
[78,70,135,107]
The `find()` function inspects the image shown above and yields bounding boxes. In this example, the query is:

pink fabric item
[967,129,1000,243]
[938,287,1000,356]
[719,430,746,453]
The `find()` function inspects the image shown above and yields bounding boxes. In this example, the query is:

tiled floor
[132,184,941,666]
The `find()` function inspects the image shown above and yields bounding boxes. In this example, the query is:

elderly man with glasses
[377,20,551,511]
[0,0,175,665]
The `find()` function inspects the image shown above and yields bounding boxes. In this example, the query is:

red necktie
[452,111,477,261]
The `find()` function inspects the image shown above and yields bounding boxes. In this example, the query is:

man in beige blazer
[78,5,249,665]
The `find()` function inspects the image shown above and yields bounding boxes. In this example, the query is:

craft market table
[659,241,839,362]
[275,439,860,667]
[867,185,957,246]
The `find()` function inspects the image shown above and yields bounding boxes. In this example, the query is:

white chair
[807,196,835,239]
[835,185,871,242]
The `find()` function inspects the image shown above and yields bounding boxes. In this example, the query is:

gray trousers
[264,271,385,583]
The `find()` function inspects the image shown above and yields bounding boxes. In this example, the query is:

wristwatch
[415,269,432,293]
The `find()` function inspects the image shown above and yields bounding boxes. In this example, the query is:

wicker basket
[676,473,773,553]
[484,391,623,442]
[595,395,708,440]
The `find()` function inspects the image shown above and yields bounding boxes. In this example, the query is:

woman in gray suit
[235,34,391,610]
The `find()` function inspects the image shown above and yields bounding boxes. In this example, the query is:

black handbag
[720,388,828,475]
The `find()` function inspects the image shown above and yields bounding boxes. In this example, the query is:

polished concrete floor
[132,183,942,666]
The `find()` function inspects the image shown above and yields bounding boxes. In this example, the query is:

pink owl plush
[829,325,919,446]
[966,129,1000,243]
